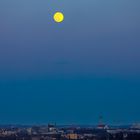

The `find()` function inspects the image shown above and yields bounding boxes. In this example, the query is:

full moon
[53,12,64,23]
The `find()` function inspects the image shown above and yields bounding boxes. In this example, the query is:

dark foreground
[0,124,140,140]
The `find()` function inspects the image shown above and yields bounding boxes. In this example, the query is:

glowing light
[53,12,64,23]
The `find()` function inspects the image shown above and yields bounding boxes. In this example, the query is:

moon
[53,12,64,23]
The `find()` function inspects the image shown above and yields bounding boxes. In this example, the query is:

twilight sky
[0,0,140,125]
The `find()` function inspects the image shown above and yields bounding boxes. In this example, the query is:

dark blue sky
[0,0,140,125]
